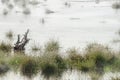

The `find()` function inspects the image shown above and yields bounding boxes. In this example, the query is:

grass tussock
[8,54,29,70]
[0,42,12,53]
[0,39,119,78]
[20,58,38,78]
[31,44,41,52]
[39,52,67,78]
[44,40,60,53]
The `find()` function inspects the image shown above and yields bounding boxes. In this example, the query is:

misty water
[0,0,120,80]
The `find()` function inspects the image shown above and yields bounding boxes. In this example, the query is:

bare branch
[14,29,30,53]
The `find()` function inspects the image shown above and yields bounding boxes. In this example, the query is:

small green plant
[41,62,58,79]
[67,48,79,55]
[54,55,67,76]
[0,42,12,52]
[31,44,41,52]
[20,58,38,78]
[110,57,120,71]
[9,54,28,70]
[44,40,60,52]
[85,43,113,73]
[67,48,85,71]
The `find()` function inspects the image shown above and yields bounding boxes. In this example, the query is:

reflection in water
[0,70,120,80]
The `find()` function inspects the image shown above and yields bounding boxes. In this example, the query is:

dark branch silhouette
[14,29,30,52]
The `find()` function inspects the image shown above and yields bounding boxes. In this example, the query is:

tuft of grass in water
[31,44,41,52]
[109,55,120,72]
[41,62,58,79]
[44,40,60,53]
[67,48,79,55]
[54,55,67,77]
[85,43,114,74]
[112,2,120,9]
[39,52,66,78]
[66,48,90,72]
[8,54,28,70]
[0,42,12,53]
[23,8,31,15]
[5,30,14,40]
[20,58,39,78]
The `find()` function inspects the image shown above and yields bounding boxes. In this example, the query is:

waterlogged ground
[0,0,120,80]
[0,0,120,52]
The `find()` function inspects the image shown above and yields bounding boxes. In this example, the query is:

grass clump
[109,56,120,72]
[66,48,86,71]
[40,52,66,79]
[8,54,28,70]
[31,44,41,52]
[41,62,58,78]
[0,42,12,53]
[5,30,14,40]
[44,40,60,52]
[85,43,114,73]
[20,58,39,78]
[23,8,31,15]
[112,2,120,9]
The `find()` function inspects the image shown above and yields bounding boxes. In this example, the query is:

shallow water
[0,70,120,80]
[0,0,120,53]
[0,0,120,79]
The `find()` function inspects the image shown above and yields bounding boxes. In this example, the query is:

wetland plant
[0,42,12,52]
[41,62,58,79]
[44,40,60,53]
[31,44,41,52]
[20,58,38,78]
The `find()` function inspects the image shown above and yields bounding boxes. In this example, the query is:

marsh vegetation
[0,0,120,80]
[0,30,120,80]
